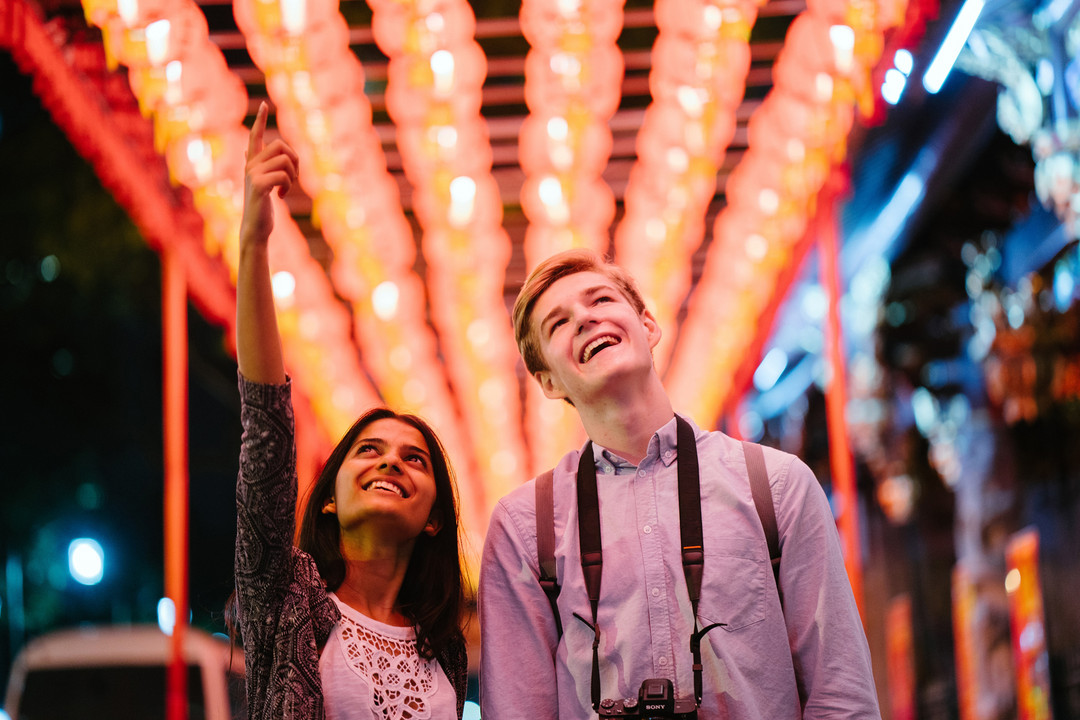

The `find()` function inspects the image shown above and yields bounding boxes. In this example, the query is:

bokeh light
[67,538,104,586]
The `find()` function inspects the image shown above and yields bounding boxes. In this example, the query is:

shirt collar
[590,414,685,471]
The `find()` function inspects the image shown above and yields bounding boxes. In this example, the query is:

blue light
[157,597,193,635]
[869,172,926,245]
[158,597,176,636]
[39,255,61,282]
[894,49,914,76]
[1054,260,1074,311]
[1007,303,1025,329]
[68,538,104,586]
[882,68,908,105]
[463,701,481,720]
[753,347,789,393]
[1036,57,1055,95]
[923,0,985,94]
[912,387,939,437]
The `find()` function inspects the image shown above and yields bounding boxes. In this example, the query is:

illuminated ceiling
[2,0,935,537]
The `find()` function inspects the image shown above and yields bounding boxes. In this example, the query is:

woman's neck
[334,535,416,626]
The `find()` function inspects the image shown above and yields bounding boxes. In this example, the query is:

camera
[597,678,697,719]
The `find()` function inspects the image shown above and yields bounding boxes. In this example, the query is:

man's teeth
[581,335,618,363]
[366,480,405,497]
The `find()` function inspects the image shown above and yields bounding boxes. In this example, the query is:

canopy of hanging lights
[2,0,930,544]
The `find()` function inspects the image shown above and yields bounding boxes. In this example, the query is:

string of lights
[615,0,762,372]
[667,0,904,427]
[80,0,382,443]
[231,0,489,528]
[518,0,625,471]
[368,0,526,504]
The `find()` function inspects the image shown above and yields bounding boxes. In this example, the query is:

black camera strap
[574,438,604,711]
[572,414,724,711]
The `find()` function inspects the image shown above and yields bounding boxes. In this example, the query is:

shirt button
[638,469,646,477]
[643,525,652,534]
[658,657,668,666]
[651,587,660,597]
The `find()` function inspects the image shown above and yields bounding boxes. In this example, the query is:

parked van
[3,625,245,720]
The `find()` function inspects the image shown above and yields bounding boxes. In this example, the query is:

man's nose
[575,306,598,334]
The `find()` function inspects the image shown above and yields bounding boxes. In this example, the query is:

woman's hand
[240,101,300,246]
[235,101,295,385]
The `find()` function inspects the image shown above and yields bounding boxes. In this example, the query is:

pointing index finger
[248,101,268,159]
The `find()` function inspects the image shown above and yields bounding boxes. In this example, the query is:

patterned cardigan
[235,374,469,720]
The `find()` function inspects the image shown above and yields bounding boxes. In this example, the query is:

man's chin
[569,368,640,403]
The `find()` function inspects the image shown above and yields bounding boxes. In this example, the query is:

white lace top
[321,594,457,720]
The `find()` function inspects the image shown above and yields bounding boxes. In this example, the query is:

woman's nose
[378,455,403,472]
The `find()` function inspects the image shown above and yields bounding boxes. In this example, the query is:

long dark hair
[297,407,466,660]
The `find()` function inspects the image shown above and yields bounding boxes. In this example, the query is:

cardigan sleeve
[234,373,301,718]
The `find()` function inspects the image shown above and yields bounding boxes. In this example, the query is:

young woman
[233,101,468,720]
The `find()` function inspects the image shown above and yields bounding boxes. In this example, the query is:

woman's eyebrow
[357,437,430,458]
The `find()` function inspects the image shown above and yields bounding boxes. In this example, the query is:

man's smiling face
[531,271,661,405]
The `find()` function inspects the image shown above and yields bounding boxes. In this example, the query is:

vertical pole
[163,248,189,720]
[818,170,865,620]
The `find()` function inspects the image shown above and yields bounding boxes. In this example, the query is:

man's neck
[575,374,674,465]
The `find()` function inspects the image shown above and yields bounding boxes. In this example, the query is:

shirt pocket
[696,537,768,631]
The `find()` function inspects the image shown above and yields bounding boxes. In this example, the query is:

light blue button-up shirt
[479,414,879,719]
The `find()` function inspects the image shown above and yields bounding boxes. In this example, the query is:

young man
[478,249,880,718]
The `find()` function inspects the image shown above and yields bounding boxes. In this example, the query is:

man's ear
[642,309,662,350]
[534,369,568,401]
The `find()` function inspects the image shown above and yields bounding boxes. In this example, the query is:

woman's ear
[424,514,442,536]
[322,498,337,515]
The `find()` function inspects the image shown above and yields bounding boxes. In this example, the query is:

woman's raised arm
[236,102,298,385]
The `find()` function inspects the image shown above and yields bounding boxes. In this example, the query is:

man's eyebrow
[539,284,618,331]
[582,284,615,298]
[539,304,565,333]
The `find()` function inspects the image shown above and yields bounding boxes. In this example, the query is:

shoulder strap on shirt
[536,441,784,640]
[742,441,781,588]
[534,468,562,636]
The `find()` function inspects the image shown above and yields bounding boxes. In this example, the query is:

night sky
[1,52,241,688]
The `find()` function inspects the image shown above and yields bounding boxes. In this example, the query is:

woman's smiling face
[329,417,440,540]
